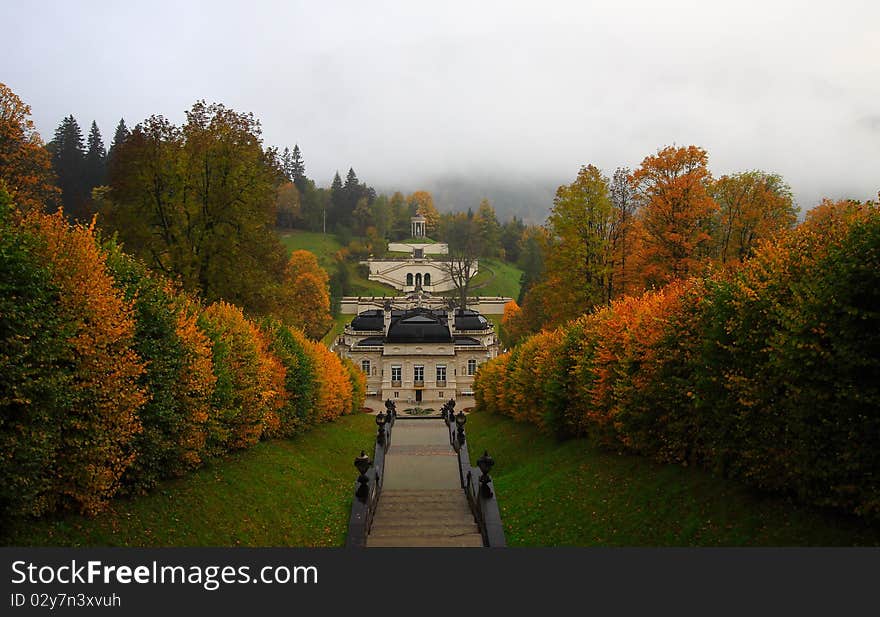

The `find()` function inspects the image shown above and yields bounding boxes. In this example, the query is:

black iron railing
[345,400,396,547]
[441,399,506,547]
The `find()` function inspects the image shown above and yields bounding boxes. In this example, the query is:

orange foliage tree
[474,198,880,519]
[279,250,332,339]
[631,145,718,287]
[0,83,59,213]
[198,301,286,453]
[712,171,797,264]
[19,209,146,514]
[309,338,356,421]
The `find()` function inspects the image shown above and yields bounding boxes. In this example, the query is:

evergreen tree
[84,121,107,192]
[500,216,526,263]
[290,144,306,191]
[107,118,130,172]
[49,115,88,221]
[342,167,360,228]
[280,147,293,181]
[329,171,344,231]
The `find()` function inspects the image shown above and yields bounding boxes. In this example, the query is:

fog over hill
[377,174,567,224]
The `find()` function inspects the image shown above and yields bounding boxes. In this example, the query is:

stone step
[367,533,484,548]
[376,506,469,517]
[369,523,479,538]
[379,490,465,501]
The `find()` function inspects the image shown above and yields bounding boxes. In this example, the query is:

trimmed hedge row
[0,196,365,522]
[475,200,880,519]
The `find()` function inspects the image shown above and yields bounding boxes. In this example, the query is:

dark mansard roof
[385,308,454,344]
[350,309,384,331]
[349,306,491,345]
[454,309,489,331]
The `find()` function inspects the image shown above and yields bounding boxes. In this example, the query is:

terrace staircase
[366,420,483,547]
[345,403,505,548]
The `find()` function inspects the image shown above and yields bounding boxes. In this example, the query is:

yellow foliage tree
[0,83,59,214]
[21,210,146,514]
[279,250,332,339]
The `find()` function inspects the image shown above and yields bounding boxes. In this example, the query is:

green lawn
[4,414,376,547]
[277,229,398,299]
[469,258,522,298]
[277,229,343,272]
[322,313,352,346]
[465,411,880,546]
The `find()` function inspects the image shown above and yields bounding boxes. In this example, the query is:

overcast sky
[3,0,879,213]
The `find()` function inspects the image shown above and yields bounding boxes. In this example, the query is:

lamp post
[455,410,467,444]
[354,450,371,502]
[477,450,495,497]
[384,398,395,425]
[375,410,387,445]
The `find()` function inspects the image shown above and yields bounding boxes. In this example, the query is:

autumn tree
[543,164,615,321]
[103,241,214,492]
[631,145,719,287]
[370,193,392,239]
[275,181,301,228]
[711,170,797,264]
[18,208,146,514]
[474,198,501,256]
[389,191,410,239]
[607,167,642,298]
[102,102,288,317]
[499,299,525,348]
[407,190,439,234]
[278,250,332,339]
[352,196,372,235]
[198,302,284,453]
[0,82,58,213]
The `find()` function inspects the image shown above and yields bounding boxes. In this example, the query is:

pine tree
[107,118,129,175]
[329,172,343,232]
[50,115,88,221]
[290,144,306,191]
[280,147,293,181]
[84,121,107,192]
[343,167,360,226]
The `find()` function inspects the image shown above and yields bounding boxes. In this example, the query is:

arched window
[424,273,431,286]
[415,273,422,287]
[406,273,413,286]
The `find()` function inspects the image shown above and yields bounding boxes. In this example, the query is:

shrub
[474,200,880,519]
[198,302,283,453]
[104,242,214,491]
[17,209,146,514]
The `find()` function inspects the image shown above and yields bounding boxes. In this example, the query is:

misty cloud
[2,0,878,220]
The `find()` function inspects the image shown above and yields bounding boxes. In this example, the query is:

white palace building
[334,216,510,406]
[361,215,478,293]
[333,296,502,405]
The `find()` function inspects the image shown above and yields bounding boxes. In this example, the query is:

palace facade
[333,298,501,405]
[361,215,478,293]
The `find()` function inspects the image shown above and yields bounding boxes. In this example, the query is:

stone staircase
[365,419,483,547]
[367,489,483,547]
